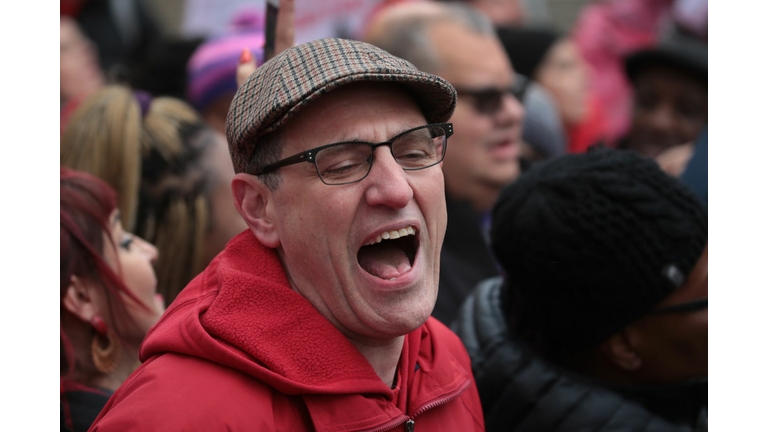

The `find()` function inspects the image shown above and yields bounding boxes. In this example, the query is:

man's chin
[360,288,436,335]
[372,313,432,337]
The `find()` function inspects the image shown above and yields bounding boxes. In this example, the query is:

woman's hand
[237,0,295,87]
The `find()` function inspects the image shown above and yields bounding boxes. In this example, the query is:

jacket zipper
[366,378,472,431]
[365,414,409,432]
[406,378,472,430]
[405,419,415,432]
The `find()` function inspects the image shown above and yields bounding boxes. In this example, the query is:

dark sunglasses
[647,298,708,315]
[454,74,528,115]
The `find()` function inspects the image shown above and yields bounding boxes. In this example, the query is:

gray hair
[245,129,283,190]
[367,3,496,74]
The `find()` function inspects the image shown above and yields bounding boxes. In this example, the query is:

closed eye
[397,150,431,161]
[322,161,363,175]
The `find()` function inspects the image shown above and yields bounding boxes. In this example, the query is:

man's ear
[62,275,99,324]
[232,173,280,248]
[600,330,643,371]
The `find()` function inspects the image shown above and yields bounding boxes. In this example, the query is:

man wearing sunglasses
[366,2,526,325]
[454,149,708,431]
[91,39,484,430]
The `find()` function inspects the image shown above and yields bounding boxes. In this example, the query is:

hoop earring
[90,316,121,374]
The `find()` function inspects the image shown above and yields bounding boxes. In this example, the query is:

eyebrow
[111,211,121,226]
[334,126,422,144]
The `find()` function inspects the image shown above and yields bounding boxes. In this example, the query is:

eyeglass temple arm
[648,298,708,315]
[254,151,313,175]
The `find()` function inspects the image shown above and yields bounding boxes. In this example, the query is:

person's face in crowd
[253,82,446,341]
[429,22,524,209]
[535,39,589,127]
[102,210,165,343]
[625,244,708,383]
[60,17,104,102]
[200,130,248,267]
[627,65,708,158]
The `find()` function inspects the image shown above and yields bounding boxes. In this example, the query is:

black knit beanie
[496,26,562,78]
[491,148,707,358]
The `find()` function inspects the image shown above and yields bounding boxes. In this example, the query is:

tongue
[358,242,412,280]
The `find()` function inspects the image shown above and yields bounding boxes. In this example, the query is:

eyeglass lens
[314,125,447,185]
[472,90,505,114]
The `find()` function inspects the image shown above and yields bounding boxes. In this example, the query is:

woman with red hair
[60,168,165,432]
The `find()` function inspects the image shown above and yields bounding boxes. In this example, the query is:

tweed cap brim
[226,38,457,173]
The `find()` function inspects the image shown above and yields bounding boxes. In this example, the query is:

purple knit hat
[187,10,266,113]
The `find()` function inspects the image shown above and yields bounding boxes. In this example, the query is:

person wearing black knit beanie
[453,148,707,431]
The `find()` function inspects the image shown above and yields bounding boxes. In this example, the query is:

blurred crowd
[60,0,708,431]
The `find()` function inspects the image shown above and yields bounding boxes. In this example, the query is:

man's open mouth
[357,226,418,280]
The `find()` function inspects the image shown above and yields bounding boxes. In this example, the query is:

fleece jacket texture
[90,231,484,431]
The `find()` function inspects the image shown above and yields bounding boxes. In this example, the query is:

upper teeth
[365,226,416,245]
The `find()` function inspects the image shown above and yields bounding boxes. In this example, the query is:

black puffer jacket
[452,278,707,432]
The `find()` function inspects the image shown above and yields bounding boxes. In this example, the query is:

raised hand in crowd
[237,0,296,87]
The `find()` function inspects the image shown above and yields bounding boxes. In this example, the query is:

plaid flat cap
[226,38,457,173]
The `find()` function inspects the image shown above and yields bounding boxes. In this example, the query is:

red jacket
[90,232,484,431]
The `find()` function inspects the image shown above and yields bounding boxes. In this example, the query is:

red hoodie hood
[139,231,471,400]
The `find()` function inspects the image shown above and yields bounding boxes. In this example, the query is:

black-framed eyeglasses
[254,123,453,185]
[454,74,528,115]
[647,298,707,315]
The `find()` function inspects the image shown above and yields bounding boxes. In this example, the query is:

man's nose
[363,146,413,209]
[647,103,677,134]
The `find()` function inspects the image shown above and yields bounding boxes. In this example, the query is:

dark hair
[496,26,562,78]
[60,168,149,378]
